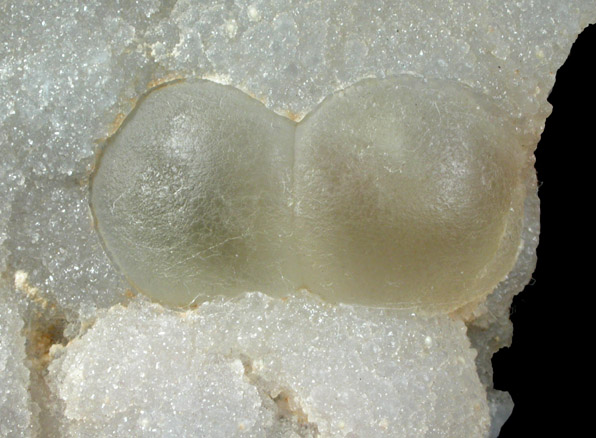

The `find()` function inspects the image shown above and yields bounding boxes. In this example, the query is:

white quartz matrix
[1,1,595,437]
[0,283,34,437]
[48,294,488,437]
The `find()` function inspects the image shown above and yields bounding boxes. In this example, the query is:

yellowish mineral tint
[91,76,530,312]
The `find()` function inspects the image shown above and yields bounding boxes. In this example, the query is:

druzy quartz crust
[1,1,594,437]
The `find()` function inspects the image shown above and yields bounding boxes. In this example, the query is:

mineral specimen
[0,288,33,437]
[91,79,296,307]
[92,76,528,311]
[292,76,527,311]
[1,0,594,437]
[47,294,490,437]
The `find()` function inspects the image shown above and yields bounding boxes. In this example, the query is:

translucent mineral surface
[292,76,528,310]
[1,0,595,437]
[91,79,297,307]
[92,76,528,310]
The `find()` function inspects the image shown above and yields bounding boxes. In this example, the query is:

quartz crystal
[1,0,595,437]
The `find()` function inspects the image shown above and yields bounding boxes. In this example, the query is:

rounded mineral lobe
[91,80,297,306]
[91,77,528,311]
[294,77,528,311]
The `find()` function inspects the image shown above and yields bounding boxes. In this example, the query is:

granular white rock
[49,293,490,437]
[1,1,595,437]
[90,76,528,312]
[49,311,270,437]
[0,284,34,437]
[1,0,594,320]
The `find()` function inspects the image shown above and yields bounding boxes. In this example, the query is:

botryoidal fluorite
[91,77,528,311]
[1,1,595,437]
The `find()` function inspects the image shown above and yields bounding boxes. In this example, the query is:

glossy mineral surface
[1,0,594,437]
[91,80,296,307]
[293,77,528,309]
[92,76,528,310]
[48,293,490,438]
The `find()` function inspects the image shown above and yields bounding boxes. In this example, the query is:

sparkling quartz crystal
[1,1,594,437]
[0,283,34,437]
[48,294,490,437]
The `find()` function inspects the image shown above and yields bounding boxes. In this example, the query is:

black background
[493,24,594,437]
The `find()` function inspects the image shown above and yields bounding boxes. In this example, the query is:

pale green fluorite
[91,76,529,311]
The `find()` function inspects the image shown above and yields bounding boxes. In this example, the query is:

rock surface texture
[1,1,595,437]
[91,77,527,311]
